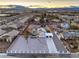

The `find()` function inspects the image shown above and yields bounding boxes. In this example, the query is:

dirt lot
[0,41,10,53]
[61,38,79,53]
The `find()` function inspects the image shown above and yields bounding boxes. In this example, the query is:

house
[0,30,19,42]
[63,31,79,40]
[0,29,6,36]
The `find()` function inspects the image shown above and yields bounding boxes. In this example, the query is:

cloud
[0,0,79,8]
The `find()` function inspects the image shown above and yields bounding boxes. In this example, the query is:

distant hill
[29,5,79,12]
[1,5,79,13]
[0,5,27,13]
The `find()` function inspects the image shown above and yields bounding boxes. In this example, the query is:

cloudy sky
[0,0,79,8]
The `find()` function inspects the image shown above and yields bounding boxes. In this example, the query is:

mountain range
[0,5,27,13]
[29,5,79,12]
[1,5,79,12]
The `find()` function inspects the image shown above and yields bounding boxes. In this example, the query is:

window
[46,36,48,38]
[49,36,52,38]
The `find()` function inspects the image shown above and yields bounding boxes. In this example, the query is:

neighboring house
[63,31,79,39]
[0,30,19,42]
[0,29,6,36]
[61,22,70,29]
